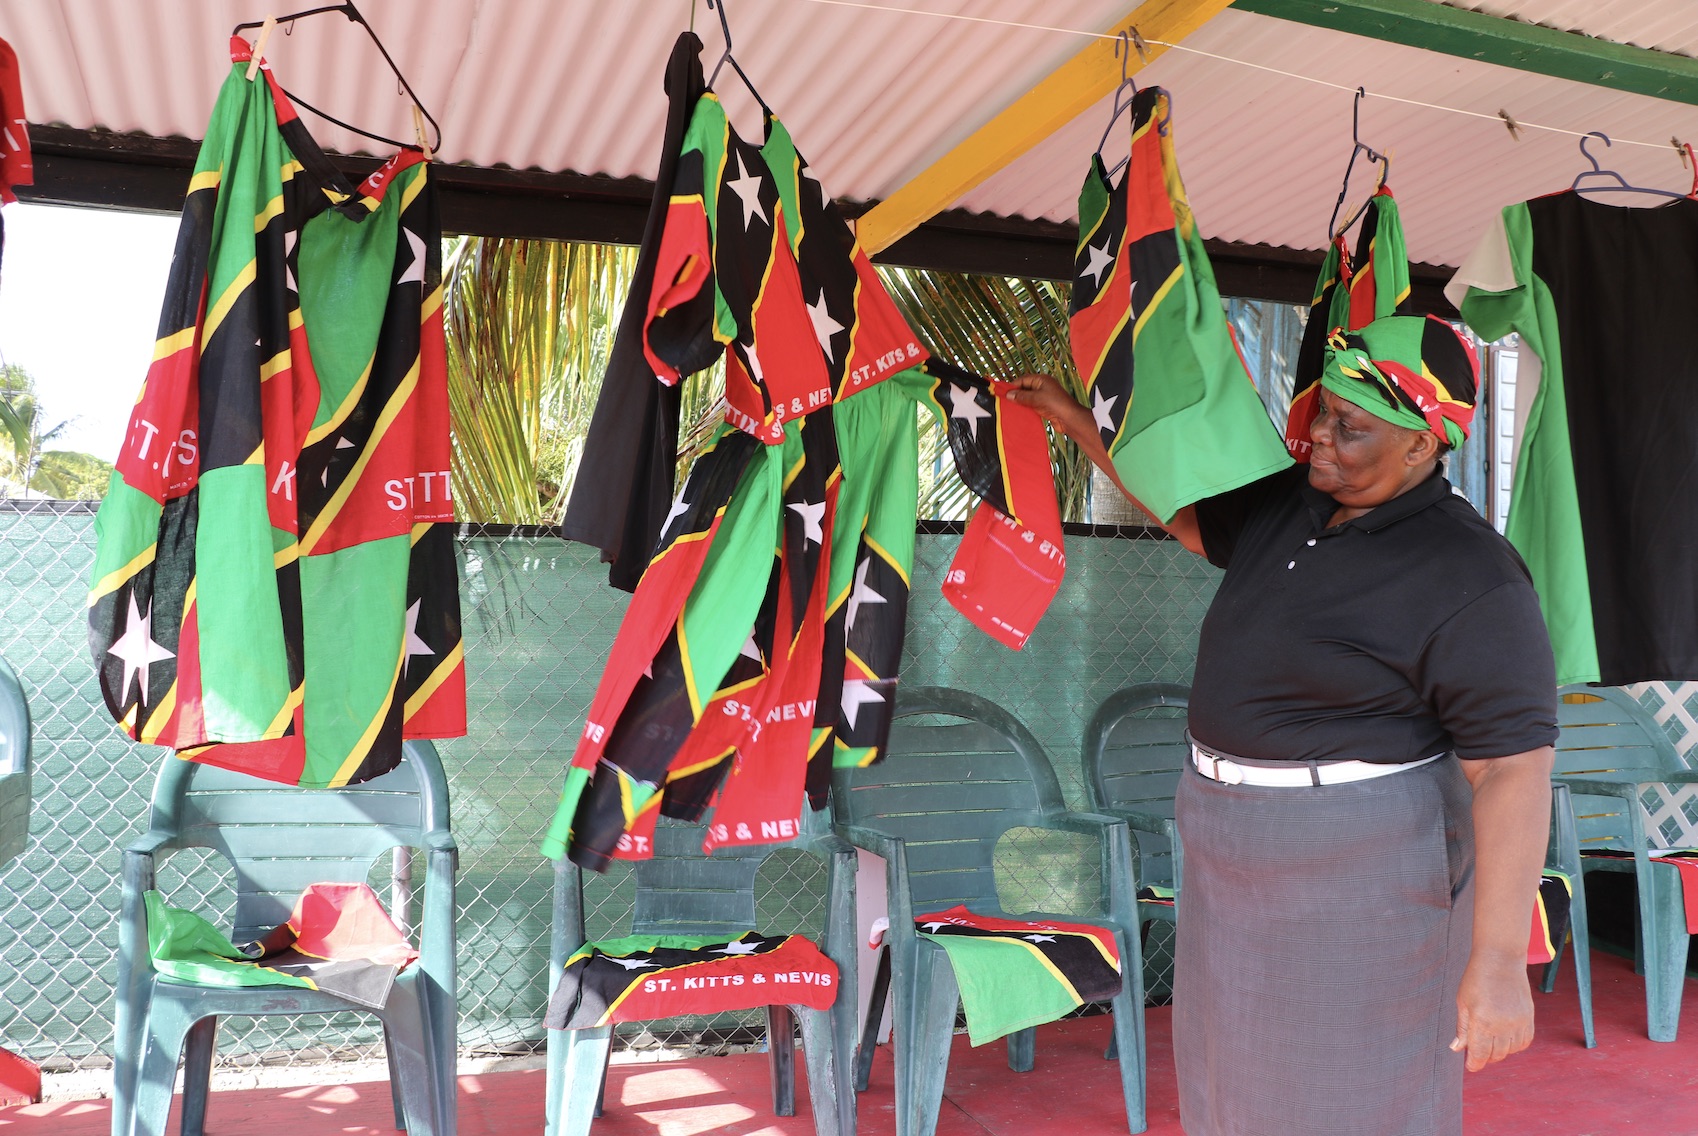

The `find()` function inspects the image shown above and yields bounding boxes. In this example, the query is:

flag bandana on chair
[915,905,1122,1046]
[86,38,465,789]
[543,32,1063,870]
[1068,86,1290,523]
[546,932,838,1030]
[145,882,417,1010]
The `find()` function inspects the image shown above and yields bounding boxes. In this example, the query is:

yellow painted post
[855,0,1236,255]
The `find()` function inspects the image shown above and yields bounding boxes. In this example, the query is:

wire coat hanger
[233,2,442,155]
[1326,87,1390,240]
[1570,131,1686,200]
[1095,29,1167,181]
[705,0,772,114]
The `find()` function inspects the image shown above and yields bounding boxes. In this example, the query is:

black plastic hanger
[1570,131,1686,200]
[705,0,772,115]
[1326,87,1391,240]
[233,2,442,155]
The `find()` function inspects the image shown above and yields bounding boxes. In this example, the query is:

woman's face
[1307,388,1432,508]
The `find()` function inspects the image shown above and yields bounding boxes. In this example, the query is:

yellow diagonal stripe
[299,358,419,554]
[203,261,258,345]
[88,544,158,605]
[404,643,463,720]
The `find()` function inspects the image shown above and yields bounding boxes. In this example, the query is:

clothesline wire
[798,0,1680,153]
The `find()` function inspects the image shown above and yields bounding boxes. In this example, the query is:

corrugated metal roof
[5,0,1698,267]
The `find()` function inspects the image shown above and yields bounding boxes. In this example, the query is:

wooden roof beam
[1235,0,1698,105]
[854,0,1236,255]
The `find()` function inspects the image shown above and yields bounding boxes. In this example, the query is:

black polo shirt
[1189,465,1558,763]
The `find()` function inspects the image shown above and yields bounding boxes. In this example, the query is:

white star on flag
[840,678,885,731]
[807,291,845,361]
[921,922,949,933]
[284,229,299,292]
[608,956,659,970]
[403,599,434,675]
[398,228,426,286]
[740,635,764,663]
[742,340,765,382]
[1024,934,1057,943]
[788,499,825,546]
[1082,239,1115,286]
[715,939,762,955]
[947,383,992,440]
[1092,388,1119,435]
[725,152,768,230]
[845,557,886,631]
[107,594,176,706]
[662,492,691,537]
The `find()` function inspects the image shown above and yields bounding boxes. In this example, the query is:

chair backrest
[1082,682,1189,889]
[147,741,450,941]
[831,685,1064,912]
[0,655,31,868]
[627,811,833,940]
[1555,685,1689,851]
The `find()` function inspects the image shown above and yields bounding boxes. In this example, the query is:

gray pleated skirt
[1173,755,1474,1136]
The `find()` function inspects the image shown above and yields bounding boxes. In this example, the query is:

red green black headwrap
[1321,314,1478,448]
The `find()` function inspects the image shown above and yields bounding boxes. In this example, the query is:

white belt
[1189,743,1442,787]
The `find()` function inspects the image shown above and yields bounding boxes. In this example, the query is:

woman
[1010,315,1556,1136]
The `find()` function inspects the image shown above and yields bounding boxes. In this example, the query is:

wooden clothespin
[247,15,277,82]
[412,104,432,161]
[1497,109,1521,141]
[1674,137,1689,168]
[1129,26,1149,64]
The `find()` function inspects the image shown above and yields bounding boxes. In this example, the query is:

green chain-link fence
[0,497,1218,1080]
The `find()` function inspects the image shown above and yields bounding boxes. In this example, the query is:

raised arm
[1005,373,1205,555]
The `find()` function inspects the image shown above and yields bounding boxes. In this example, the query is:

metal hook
[1578,130,1611,174]
[1327,87,1391,240]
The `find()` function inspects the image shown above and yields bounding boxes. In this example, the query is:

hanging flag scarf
[1283,187,1413,461]
[544,33,1062,870]
[546,932,838,1029]
[86,39,465,788]
[1068,87,1290,521]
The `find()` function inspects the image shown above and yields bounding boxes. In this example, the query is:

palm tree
[0,364,114,500]
[440,238,1089,526]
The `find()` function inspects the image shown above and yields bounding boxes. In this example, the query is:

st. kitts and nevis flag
[146,882,417,1010]
[1283,186,1413,460]
[1068,87,1289,522]
[87,38,464,788]
[543,32,1063,870]
[547,932,838,1029]
[916,905,1122,1046]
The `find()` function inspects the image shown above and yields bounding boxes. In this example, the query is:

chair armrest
[123,830,173,860]
[807,831,857,861]
[839,824,902,861]
[1559,773,1698,799]
[1055,811,1137,931]
[1101,807,1175,840]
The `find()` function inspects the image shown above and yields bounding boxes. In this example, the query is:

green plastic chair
[112,742,458,1136]
[1541,782,1595,1047]
[545,810,858,1136]
[0,655,31,869]
[833,686,1146,1136]
[1554,684,1698,1042]
[1081,683,1190,953]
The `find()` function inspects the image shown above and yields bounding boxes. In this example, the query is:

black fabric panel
[1529,193,1698,683]
[559,33,705,592]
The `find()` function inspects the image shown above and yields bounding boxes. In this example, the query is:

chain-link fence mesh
[0,497,1218,1079]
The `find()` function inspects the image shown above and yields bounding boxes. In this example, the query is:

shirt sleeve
[1449,202,1536,346]
[1413,578,1559,759]
[1192,465,1301,569]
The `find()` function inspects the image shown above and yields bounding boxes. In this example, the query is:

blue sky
[0,202,180,460]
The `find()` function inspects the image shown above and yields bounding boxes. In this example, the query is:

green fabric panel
[677,435,786,717]
[566,931,738,967]
[540,765,591,860]
[836,375,922,597]
[1365,193,1412,317]
[920,932,1083,1046]
[678,94,739,344]
[195,465,292,738]
[1458,202,1599,684]
[762,118,803,255]
[1076,166,1110,252]
[88,477,163,586]
[297,168,406,430]
[145,890,311,992]
[298,534,411,786]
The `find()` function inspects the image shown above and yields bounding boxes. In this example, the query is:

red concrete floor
[3,952,1696,1136]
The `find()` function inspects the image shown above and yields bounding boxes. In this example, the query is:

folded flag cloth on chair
[1528,872,1573,966]
[1136,885,1175,908]
[915,905,1121,1046]
[546,932,837,1029]
[1582,849,1698,933]
[145,882,417,1009]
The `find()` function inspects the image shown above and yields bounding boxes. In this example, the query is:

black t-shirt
[1189,465,1558,763]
